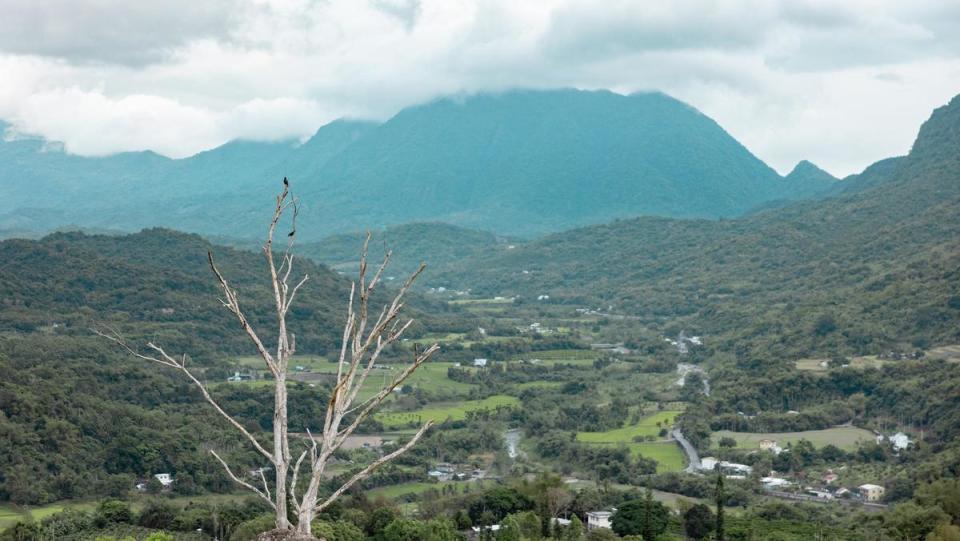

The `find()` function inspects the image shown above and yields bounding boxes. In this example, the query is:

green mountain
[1,90,833,239]
[297,89,827,236]
[434,94,960,358]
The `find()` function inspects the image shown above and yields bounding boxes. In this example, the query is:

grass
[0,502,98,531]
[576,410,683,443]
[573,411,686,472]
[514,381,564,389]
[628,442,686,472]
[366,482,439,499]
[928,344,960,363]
[795,356,891,371]
[375,395,520,428]
[711,427,876,451]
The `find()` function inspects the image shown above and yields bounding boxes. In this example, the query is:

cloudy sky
[1,0,959,176]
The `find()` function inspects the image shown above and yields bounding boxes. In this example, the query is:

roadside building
[859,484,885,502]
[586,511,614,530]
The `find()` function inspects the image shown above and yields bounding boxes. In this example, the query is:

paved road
[672,429,701,473]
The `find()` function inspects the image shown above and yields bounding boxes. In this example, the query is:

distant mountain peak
[786,160,837,185]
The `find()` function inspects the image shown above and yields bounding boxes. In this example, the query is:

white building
[586,511,613,530]
[859,484,886,502]
[473,358,488,367]
[154,473,174,487]
[890,432,912,451]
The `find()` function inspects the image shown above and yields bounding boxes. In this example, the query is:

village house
[473,358,488,367]
[759,439,782,454]
[822,470,839,484]
[859,483,886,502]
[586,511,614,530]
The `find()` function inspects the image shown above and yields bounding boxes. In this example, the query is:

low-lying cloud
[0,0,958,175]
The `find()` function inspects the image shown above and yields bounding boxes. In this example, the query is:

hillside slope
[295,222,517,279]
[434,94,960,358]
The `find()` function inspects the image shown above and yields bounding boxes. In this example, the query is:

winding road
[672,429,701,473]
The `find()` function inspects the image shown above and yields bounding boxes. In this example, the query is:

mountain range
[1,89,837,240]
[432,93,960,359]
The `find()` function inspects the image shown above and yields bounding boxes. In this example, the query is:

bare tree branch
[314,421,433,513]
[94,328,275,463]
[211,450,276,509]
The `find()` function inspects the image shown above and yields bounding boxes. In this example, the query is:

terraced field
[375,395,520,428]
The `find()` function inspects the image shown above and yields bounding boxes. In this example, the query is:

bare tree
[98,182,439,539]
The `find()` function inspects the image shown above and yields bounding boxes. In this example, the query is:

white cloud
[0,0,958,174]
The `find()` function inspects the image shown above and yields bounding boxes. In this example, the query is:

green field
[230,357,475,400]
[514,380,564,390]
[576,410,682,443]
[711,427,876,451]
[573,411,686,472]
[366,482,440,499]
[375,395,520,428]
[629,442,686,472]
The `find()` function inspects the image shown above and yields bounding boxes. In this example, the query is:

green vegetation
[3,92,960,541]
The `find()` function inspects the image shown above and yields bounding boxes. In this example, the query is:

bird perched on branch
[283,177,289,186]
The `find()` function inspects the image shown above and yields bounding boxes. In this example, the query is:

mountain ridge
[1,88,835,239]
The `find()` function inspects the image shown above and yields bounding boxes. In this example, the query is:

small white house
[586,511,614,530]
[473,358,488,367]
[890,432,912,451]
[154,473,174,487]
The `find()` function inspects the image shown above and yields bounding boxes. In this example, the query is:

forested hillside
[435,94,960,359]
[293,222,517,278]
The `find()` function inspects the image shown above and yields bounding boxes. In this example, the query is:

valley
[1,89,959,541]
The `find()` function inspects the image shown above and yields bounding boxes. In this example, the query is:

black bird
[283,177,289,186]
[288,230,295,237]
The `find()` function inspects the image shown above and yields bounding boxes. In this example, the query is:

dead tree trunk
[99,180,438,538]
